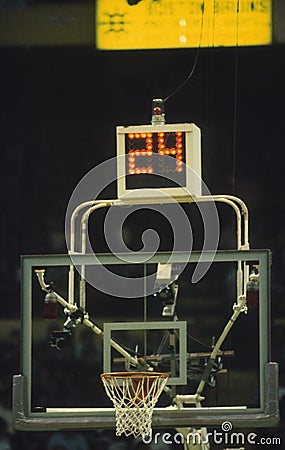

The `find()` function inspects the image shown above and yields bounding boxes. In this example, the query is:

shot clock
[116,123,201,201]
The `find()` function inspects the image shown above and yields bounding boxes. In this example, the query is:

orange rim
[101,371,169,380]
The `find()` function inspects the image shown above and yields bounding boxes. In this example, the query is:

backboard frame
[13,249,279,431]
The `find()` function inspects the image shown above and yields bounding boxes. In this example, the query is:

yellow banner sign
[96,0,271,50]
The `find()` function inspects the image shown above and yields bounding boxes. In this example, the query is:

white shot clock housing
[116,123,201,201]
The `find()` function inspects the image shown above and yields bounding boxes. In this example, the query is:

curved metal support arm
[79,202,113,309]
[35,269,78,311]
[194,194,249,250]
[68,201,114,305]
[195,295,247,399]
[70,199,117,253]
[68,194,249,253]
[69,194,250,308]
[81,202,113,254]
[76,195,248,255]
[34,269,148,371]
[213,194,249,249]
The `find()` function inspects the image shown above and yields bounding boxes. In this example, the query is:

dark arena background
[1,1,285,449]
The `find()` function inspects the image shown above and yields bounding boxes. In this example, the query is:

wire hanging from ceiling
[163,1,205,103]
[162,0,240,197]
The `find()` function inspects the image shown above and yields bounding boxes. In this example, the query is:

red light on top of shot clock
[153,107,162,116]
[151,99,165,125]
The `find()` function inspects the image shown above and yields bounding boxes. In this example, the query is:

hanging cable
[163,1,205,103]
[156,331,171,357]
[173,329,212,350]
[186,331,212,350]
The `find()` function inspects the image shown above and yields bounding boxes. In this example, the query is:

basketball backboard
[13,248,278,432]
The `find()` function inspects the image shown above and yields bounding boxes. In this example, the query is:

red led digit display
[127,132,154,175]
[125,131,186,190]
[157,131,184,173]
[127,131,185,176]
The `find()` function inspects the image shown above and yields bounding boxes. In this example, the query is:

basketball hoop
[101,371,169,438]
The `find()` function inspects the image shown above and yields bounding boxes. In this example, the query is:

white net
[101,371,169,438]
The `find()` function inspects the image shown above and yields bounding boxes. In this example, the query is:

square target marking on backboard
[103,321,187,385]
